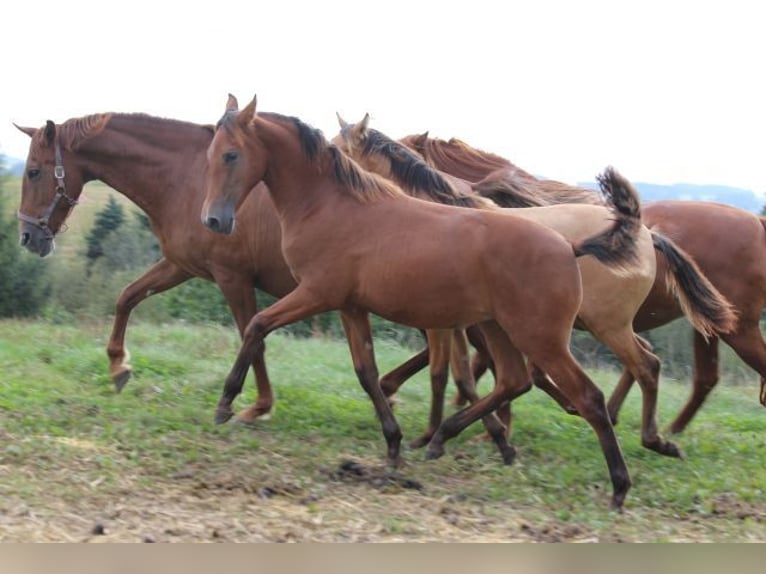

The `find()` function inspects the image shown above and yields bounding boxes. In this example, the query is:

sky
[2,0,765,193]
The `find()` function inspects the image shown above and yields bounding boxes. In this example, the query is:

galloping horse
[401,133,766,432]
[201,95,646,509]
[332,114,736,457]
[15,115,292,422]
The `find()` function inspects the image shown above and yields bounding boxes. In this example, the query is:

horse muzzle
[202,202,236,235]
[18,222,55,258]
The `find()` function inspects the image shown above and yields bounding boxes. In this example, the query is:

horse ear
[240,94,258,124]
[44,120,56,145]
[14,123,37,138]
[336,112,349,129]
[359,113,370,133]
[226,93,239,112]
[414,131,429,147]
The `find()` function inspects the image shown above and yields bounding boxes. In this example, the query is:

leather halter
[17,138,79,239]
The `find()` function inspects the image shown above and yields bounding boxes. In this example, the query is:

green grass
[0,319,764,541]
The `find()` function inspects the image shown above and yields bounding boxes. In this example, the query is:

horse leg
[214,286,330,424]
[339,308,403,468]
[668,330,720,434]
[721,322,766,410]
[214,272,275,423]
[107,258,191,392]
[529,347,631,511]
[606,330,681,457]
[452,325,491,407]
[427,321,528,466]
[379,347,429,402]
[606,335,652,425]
[409,330,452,449]
[530,363,579,415]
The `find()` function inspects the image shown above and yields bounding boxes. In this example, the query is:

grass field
[0,319,763,542]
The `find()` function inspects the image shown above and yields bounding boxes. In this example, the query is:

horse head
[202,94,267,235]
[14,115,108,257]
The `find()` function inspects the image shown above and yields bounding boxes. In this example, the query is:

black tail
[651,232,738,337]
[572,166,642,273]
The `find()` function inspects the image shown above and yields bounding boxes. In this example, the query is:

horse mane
[51,112,212,153]
[259,113,404,203]
[401,134,537,183]
[361,129,493,209]
[35,113,113,151]
[402,133,603,207]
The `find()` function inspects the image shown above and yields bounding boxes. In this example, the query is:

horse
[13,112,454,426]
[201,94,648,509]
[332,114,736,457]
[400,132,765,432]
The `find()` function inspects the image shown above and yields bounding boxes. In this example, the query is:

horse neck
[77,116,209,225]
[256,121,339,225]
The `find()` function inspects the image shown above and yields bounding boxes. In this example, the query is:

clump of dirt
[327,459,424,492]
[710,495,764,522]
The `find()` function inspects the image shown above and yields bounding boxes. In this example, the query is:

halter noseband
[17,138,79,240]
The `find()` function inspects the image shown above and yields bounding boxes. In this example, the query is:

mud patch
[328,460,424,493]
[710,495,764,522]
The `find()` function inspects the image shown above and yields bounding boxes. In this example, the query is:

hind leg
[427,321,530,466]
[668,331,720,434]
[607,335,653,425]
[409,330,452,449]
[670,322,766,433]
[605,330,681,457]
[530,348,631,511]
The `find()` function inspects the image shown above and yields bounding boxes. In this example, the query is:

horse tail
[571,166,642,274]
[651,231,738,337]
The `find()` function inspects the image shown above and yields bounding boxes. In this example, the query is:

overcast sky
[2,0,765,193]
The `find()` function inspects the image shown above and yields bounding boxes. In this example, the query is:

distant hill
[578,181,764,214]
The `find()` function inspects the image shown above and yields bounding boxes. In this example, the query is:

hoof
[386,455,403,469]
[112,370,132,393]
[214,408,234,425]
[425,443,445,461]
[499,444,517,465]
[236,405,273,425]
[645,438,683,459]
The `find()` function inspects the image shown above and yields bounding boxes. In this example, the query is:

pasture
[1,319,763,542]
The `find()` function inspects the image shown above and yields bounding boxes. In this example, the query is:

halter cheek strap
[17,138,79,239]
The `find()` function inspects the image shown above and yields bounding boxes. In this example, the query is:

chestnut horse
[332,115,736,457]
[202,95,647,509]
[401,133,765,431]
[15,115,295,422]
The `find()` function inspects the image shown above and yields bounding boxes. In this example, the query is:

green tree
[0,156,51,317]
[85,195,125,267]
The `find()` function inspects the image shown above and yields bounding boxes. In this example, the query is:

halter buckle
[54,165,65,180]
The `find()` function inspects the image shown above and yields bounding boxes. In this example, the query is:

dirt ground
[2,457,763,542]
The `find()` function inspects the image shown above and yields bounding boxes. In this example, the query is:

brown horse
[401,133,764,432]
[201,95,648,509]
[332,114,736,457]
[15,114,293,422]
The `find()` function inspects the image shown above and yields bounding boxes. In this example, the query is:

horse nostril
[205,216,221,231]
[20,232,31,246]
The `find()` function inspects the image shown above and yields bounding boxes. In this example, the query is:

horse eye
[27,168,41,180]
[223,151,239,165]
